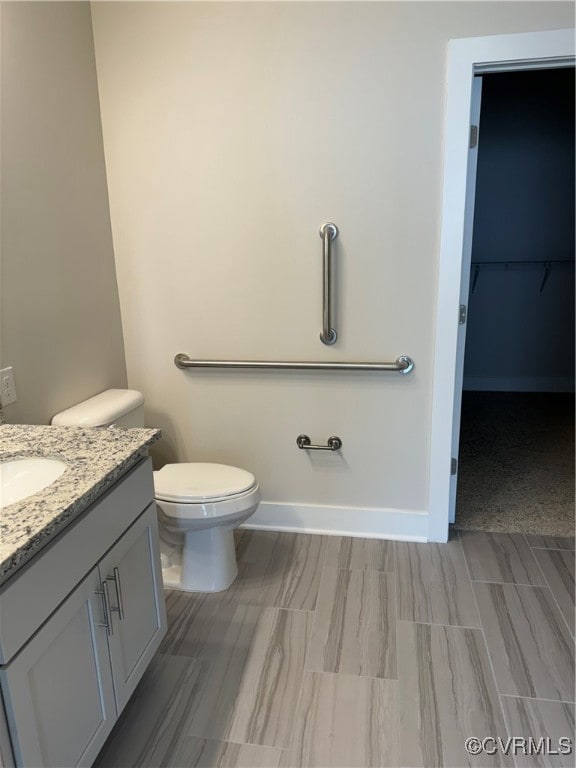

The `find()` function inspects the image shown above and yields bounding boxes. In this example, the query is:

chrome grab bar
[174,353,414,374]
[319,222,338,345]
[297,434,342,451]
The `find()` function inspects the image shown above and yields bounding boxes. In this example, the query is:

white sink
[0,458,68,507]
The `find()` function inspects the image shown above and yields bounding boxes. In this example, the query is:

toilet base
[160,525,238,592]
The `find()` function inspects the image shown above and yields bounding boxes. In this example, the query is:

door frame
[428,28,575,542]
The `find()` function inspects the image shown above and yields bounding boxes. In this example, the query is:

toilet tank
[51,389,145,429]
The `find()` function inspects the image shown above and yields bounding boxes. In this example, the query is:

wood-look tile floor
[96,530,575,768]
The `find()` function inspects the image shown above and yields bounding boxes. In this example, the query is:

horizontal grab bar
[297,434,342,451]
[174,353,414,374]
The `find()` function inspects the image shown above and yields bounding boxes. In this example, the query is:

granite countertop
[0,424,161,585]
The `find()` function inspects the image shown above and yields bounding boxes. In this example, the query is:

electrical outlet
[0,367,17,405]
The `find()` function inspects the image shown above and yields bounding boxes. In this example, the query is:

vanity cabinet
[1,567,117,767]
[0,459,167,768]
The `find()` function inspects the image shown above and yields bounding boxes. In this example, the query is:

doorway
[453,68,575,534]
[429,29,575,543]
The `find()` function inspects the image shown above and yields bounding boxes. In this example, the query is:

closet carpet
[95,529,574,768]
[454,392,575,537]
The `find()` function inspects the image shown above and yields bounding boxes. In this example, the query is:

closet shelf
[470,259,574,294]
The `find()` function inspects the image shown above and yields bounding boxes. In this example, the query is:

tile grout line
[243,603,316,614]
[457,529,515,746]
[397,618,483,631]
[528,546,575,552]
[393,538,406,762]
[393,544,402,766]
[300,667,400,684]
[500,693,576,705]
[329,565,396,574]
[470,580,550,588]
[523,532,575,553]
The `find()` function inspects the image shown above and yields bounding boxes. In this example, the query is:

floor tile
[94,653,203,766]
[324,535,395,572]
[501,696,575,768]
[525,535,575,552]
[233,528,251,558]
[98,531,574,767]
[96,651,283,766]
[283,670,398,767]
[396,540,481,627]
[184,740,283,768]
[460,532,546,585]
[474,583,574,701]
[307,567,396,679]
[398,621,512,767]
[158,587,240,659]
[236,529,280,564]
[184,605,311,749]
[533,548,575,632]
[235,531,327,611]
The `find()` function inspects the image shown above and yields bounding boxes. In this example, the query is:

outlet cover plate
[1,367,17,405]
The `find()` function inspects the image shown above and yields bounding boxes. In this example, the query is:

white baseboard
[463,376,575,393]
[242,501,429,541]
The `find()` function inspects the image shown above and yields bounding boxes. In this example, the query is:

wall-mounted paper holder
[296,434,342,451]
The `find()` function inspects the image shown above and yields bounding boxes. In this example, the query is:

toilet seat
[156,484,260,522]
[154,462,255,504]
[153,462,260,525]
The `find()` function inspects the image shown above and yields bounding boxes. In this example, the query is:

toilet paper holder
[296,434,342,451]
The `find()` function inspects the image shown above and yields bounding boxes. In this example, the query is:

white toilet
[51,389,260,592]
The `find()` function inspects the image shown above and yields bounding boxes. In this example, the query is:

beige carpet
[453,392,575,537]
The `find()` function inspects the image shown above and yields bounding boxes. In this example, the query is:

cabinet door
[98,502,167,713]
[0,568,116,768]
[0,690,14,768]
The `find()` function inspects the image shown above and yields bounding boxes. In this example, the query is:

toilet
[51,389,260,592]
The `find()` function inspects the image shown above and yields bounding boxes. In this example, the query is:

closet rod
[471,259,574,266]
[174,353,414,374]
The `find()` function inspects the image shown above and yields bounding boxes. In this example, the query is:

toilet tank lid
[51,389,144,427]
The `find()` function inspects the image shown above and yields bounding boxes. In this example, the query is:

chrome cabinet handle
[96,580,114,636]
[107,567,125,621]
[319,223,338,345]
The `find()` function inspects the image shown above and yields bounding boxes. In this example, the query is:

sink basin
[0,458,68,507]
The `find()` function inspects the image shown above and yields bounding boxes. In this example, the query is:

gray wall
[464,68,575,391]
[0,1,127,424]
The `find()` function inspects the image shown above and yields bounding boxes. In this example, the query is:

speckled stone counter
[0,424,161,585]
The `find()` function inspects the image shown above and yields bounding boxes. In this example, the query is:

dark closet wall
[464,68,575,391]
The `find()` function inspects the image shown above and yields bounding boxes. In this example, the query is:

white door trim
[428,28,575,543]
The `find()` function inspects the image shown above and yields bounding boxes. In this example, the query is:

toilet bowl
[51,389,260,593]
[154,462,260,592]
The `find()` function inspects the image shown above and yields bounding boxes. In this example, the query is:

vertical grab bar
[319,222,338,345]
